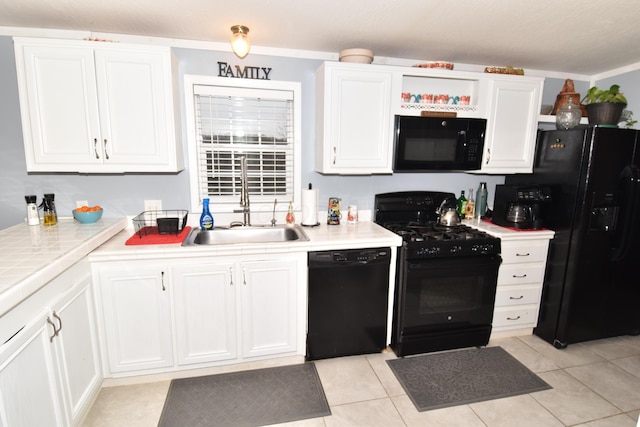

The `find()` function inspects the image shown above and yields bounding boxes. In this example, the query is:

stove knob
[450,245,462,254]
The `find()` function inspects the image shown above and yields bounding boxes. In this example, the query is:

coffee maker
[492,184,551,229]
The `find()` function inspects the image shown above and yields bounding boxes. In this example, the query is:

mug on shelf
[435,94,449,104]
[448,95,460,105]
[459,95,471,105]
[401,92,411,102]
[421,93,434,104]
[410,93,422,103]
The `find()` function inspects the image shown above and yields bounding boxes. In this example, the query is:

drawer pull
[509,295,524,300]
[516,253,530,257]
[512,274,527,278]
[506,316,522,321]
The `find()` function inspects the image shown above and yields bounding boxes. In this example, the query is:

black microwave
[393,116,487,172]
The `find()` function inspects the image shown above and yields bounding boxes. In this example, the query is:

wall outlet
[76,200,88,208]
[144,200,162,212]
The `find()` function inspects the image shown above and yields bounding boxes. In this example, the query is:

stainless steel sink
[182,225,309,246]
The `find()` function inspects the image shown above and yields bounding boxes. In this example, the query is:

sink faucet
[271,198,278,226]
[233,155,251,226]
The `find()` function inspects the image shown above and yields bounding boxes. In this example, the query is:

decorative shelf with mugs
[401,92,477,113]
[400,73,481,116]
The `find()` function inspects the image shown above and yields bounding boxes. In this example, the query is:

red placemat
[125,226,192,245]
[481,218,548,231]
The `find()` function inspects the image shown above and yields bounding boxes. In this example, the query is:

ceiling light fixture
[230,25,251,59]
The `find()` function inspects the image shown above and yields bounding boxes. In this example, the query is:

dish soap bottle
[200,198,214,230]
[286,201,295,225]
[457,190,467,216]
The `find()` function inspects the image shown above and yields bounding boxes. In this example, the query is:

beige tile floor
[82,334,640,427]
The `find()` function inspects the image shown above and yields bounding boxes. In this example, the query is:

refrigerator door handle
[611,165,640,262]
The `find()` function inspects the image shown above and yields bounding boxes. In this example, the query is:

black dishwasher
[306,247,391,361]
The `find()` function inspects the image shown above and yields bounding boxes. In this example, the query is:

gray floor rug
[158,363,330,427]
[387,346,551,412]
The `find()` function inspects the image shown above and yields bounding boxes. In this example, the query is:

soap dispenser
[286,201,295,225]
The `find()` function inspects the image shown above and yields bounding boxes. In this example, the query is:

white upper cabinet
[13,37,183,173]
[315,62,398,174]
[479,76,543,174]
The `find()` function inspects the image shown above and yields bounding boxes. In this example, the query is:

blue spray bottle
[200,198,214,230]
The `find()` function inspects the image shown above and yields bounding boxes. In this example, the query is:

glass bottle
[25,195,40,226]
[41,194,57,226]
[457,190,467,216]
[476,182,488,218]
[556,97,582,130]
[286,201,295,225]
[465,188,475,219]
[199,198,214,230]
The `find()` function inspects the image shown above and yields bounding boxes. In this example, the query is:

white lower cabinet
[492,238,551,335]
[93,253,305,377]
[171,262,237,365]
[239,259,299,359]
[0,260,101,426]
[95,261,174,373]
[0,309,66,426]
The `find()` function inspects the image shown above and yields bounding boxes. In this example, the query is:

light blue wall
[597,71,640,127]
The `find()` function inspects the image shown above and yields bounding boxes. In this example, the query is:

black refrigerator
[506,127,640,348]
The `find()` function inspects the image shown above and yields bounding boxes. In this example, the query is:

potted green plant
[581,84,628,126]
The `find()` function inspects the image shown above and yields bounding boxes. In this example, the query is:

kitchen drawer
[501,240,549,264]
[492,306,538,328]
[497,264,544,286]
[494,285,541,307]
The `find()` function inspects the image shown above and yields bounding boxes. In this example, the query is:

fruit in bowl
[73,205,103,224]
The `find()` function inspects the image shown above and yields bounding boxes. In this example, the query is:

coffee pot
[493,185,551,229]
[505,203,533,224]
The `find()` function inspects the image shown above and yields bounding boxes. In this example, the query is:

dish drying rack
[132,210,189,238]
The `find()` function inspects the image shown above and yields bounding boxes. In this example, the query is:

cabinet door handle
[229,267,234,286]
[52,310,62,337]
[103,139,110,160]
[516,253,530,257]
[485,148,491,165]
[161,271,166,291]
[509,295,524,300]
[242,267,247,286]
[47,316,57,342]
[94,138,100,159]
[332,147,336,165]
[507,316,522,321]
[512,274,527,278]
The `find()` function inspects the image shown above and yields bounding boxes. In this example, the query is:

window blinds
[193,85,295,204]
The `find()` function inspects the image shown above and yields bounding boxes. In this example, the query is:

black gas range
[375,191,502,356]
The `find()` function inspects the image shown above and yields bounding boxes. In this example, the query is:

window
[184,76,301,213]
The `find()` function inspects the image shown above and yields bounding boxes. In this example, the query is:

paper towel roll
[301,189,318,225]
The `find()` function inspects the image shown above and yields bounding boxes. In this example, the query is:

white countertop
[464,218,555,241]
[0,217,128,316]
[89,220,403,262]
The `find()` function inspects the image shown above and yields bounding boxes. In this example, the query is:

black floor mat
[158,362,331,427]
[387,346,551,411]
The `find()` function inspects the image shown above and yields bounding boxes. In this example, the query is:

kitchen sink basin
[182,225,309,246]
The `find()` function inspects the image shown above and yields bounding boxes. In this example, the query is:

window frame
[184,75,302,215]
